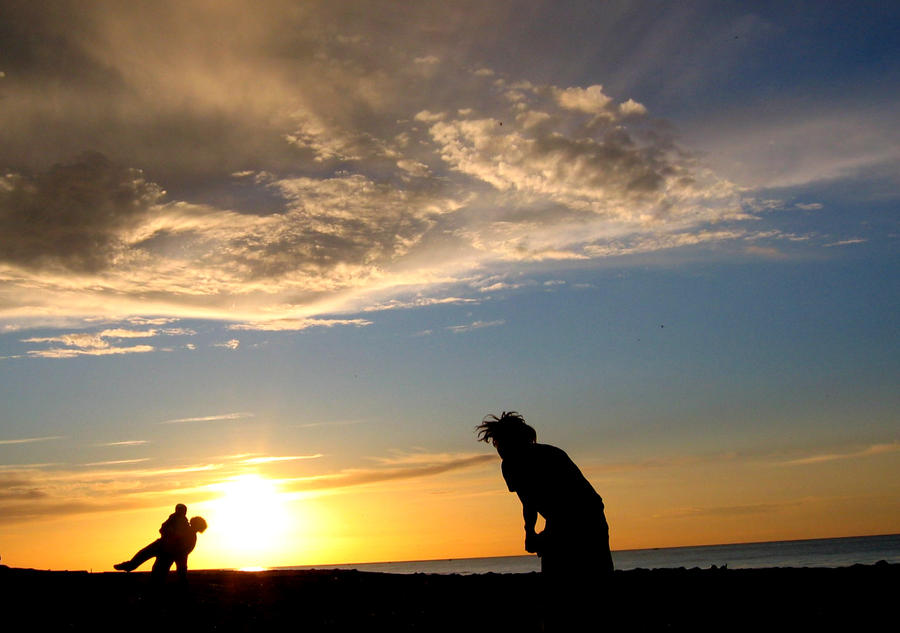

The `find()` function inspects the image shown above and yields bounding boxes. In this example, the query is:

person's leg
[115,539,162,571]
[174,555,188,583]
[151,555,174,582]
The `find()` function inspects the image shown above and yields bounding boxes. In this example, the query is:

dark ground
[2,562,894,631]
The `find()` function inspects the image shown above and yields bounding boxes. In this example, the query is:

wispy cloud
[0,435,64,446]
[19,326,194,358]
[98,440,148,447]
[823,238,867,248]
[81,458,150,467]
[447,320,505,334]
[160,412,253,425]
[781,442,900,466]
[371,450,492,467]
[229,318,372,332]
[26,345,156,359]
[293,419,366,430]
[361,297,479,312]
[0,460,225,523]
[284,454,496,493]
[237,454,323,465]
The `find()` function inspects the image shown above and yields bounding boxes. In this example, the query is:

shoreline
[2,562,895,631]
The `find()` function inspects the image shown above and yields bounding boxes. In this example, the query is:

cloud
[293,419,366,430]
[228,318,372,332]
[0,459,225,523]
[160,412,253,424]
[446,319,505,333]
[361,296,478,312]
[81,458,150,467]
[682,104,900,189]
[0,1,827,337]
[236,454,324,465]
[18,325,194,358]
[214,339,240,350]
[284,453,496,493]
[555,85,614,114]
[371,450,491,467]
[0,153,163,272]
[0,435,64,446]
[781,442,900,466]
[98,440,148,447]
[823,238,866,248]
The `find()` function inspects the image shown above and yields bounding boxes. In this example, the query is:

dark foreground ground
[2,562,895,631]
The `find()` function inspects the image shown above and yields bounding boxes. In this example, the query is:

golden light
[205,473,296,567]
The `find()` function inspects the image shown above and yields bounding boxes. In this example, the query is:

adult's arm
[519,493,541,553]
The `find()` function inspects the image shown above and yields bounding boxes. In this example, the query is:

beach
[2,562,894,631]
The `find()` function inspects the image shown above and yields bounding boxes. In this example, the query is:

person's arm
[519,493,542,554]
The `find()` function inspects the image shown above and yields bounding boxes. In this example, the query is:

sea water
[280,533,900,575]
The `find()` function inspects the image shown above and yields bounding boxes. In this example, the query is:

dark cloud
[0,0,121,87]
[0,152,162,272]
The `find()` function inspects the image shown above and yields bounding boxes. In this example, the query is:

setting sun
[205,474,296,567]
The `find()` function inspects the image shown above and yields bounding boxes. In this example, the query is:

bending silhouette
[114,504,207,582]
[477,411,612,629]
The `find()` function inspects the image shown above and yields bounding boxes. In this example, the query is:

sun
[206,474,295,566]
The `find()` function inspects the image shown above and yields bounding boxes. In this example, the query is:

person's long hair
[476,411,536,446]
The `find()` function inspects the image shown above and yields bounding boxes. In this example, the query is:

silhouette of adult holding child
[477,411,613,628]
[114,503,207,582]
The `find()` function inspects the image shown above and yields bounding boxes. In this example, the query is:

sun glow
[206,474,295,567]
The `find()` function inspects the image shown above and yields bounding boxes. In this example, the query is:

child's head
[190,516,208,533]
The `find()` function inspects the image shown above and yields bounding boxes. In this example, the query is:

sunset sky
[1,1,898,571]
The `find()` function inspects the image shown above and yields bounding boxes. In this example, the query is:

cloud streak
[447,320,506,334]
[781,442,900,466]
[237,455,324,465]
[160,412,254,425]
[0,436,65,446]
[284,453,496,493]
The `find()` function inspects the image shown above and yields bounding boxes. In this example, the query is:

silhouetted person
[150,516,208,583]
[477,411,613,629]
[114,504,207,582]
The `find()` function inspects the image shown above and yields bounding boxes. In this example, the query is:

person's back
[159,504,190,545]
[502,442,604,526]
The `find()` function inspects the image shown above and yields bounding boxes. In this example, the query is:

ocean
[279,533,900,575]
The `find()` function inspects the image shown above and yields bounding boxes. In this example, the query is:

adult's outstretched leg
[114,539,163,572]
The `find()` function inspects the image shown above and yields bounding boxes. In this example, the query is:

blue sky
[0,1,897,567]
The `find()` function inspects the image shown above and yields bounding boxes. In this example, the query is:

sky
[0,0,898,571]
